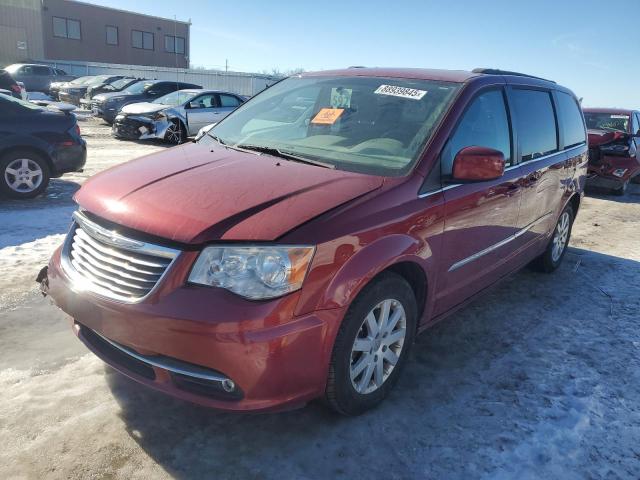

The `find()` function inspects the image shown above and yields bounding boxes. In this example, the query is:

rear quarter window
[556,92,586,148]
[511,89,558,161]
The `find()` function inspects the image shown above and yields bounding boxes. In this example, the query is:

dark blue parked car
[0,93,86,199]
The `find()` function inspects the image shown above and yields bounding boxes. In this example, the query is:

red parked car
[43,68,587,415]
[583,108,640,195]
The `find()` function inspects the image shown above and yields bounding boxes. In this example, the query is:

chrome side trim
[92,329,229,383]
[418,183,461,199]
[448,212,553,272]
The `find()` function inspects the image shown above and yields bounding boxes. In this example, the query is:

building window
[132,30,154,50]
[53,16,81,40]
[106,25,118,45]
[165,35,185,54]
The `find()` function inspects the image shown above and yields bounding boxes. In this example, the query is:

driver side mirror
[452,146,505,182]
[187,101,200,109]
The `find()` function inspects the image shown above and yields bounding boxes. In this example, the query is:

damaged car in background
[583,108,640,195]
[90,80,202,124]
[58,75,124,106]
[79,77,143,110]
[112,89,245,143]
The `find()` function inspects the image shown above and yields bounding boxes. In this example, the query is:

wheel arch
[312,234,432,325]
[0,145,53,173]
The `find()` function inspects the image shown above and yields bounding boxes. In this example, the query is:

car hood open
[120,102,166,115]
[74,143,384,243]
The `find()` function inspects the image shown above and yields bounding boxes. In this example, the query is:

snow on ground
[0,120,639,479]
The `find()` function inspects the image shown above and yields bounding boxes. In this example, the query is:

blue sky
[83,0,638,109]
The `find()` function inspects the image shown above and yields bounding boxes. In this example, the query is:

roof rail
[472,68,556,84]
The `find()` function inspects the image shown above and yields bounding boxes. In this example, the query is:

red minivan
[44,68,588,415]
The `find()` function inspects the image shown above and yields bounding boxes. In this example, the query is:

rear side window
[556,92,586,148]
[632,113,640,135]
[219,94,241,107]
[511,89,558,161]
[441,89,512,176]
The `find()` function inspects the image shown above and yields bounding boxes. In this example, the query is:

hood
[121,102,166,115]
[74,144,383,244]
[587,129,628,147]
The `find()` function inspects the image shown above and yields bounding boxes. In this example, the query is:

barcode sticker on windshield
[374,85,427,100]
[610,115,628,119]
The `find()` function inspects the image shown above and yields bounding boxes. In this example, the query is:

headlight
[612,168,628,178]
[188,245,315,300]
[151,111,167,121]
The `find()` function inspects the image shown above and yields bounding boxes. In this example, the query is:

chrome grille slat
[61,211,180,303]
[74,229,171,268]
[70,254,155,290]
[70,259,146,296]
[72,235,162,276]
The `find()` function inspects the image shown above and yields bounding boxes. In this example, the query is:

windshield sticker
[374,85,427,100]
[610,114,629,119]
[311,108,344,125]
[330,87,352,108]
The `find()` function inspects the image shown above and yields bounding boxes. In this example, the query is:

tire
[325,272,417,416]
[0,150,50,199]
[613,180,628,196]
[164,120,186,145]
[532,204,574,273]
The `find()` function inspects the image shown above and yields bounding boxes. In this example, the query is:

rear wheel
[164,120,186,144]
[0,151,50,199]
[532,204,574,273]
[325,272,417,416]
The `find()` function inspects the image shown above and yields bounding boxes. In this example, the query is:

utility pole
[225,59,228,72]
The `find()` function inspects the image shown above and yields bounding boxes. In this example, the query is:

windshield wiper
[235,144,335,169]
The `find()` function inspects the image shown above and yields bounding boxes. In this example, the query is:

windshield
[69,76,94,85]
[153,90,197,106]
[0,93,42,111]
[86,75,112,86]
[106,78,135,90]
[208,76,461,176]
[4,65,20,74]
[584,112,630,133]
[123,81,156,95]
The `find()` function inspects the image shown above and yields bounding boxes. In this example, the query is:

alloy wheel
[4,158,43,193]
[165,123,182,144]
[551,211,570,262]
[350,298,407,394]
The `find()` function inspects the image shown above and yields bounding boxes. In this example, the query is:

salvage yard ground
[1,116,639,479]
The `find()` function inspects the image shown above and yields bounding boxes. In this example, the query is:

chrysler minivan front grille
[61,211,179,302]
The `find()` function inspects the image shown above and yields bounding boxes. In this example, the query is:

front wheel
[0,151,50,199]
[325,272,417,416]
[164,120,186,144]
[532,204,574,273]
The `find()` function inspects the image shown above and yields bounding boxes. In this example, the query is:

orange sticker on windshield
[311,108,344,125]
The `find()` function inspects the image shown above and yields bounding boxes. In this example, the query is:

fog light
[221,379,235,392]
[612,168,627,178]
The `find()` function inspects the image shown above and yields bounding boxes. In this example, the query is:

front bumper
[586,154,640,189]
[46,247,344,412]
[113,114,170,141]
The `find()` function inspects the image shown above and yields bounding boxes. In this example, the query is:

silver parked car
[112,89,245,143]
[4,63,75,93]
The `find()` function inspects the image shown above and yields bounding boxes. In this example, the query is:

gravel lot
[1,117,639,479]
